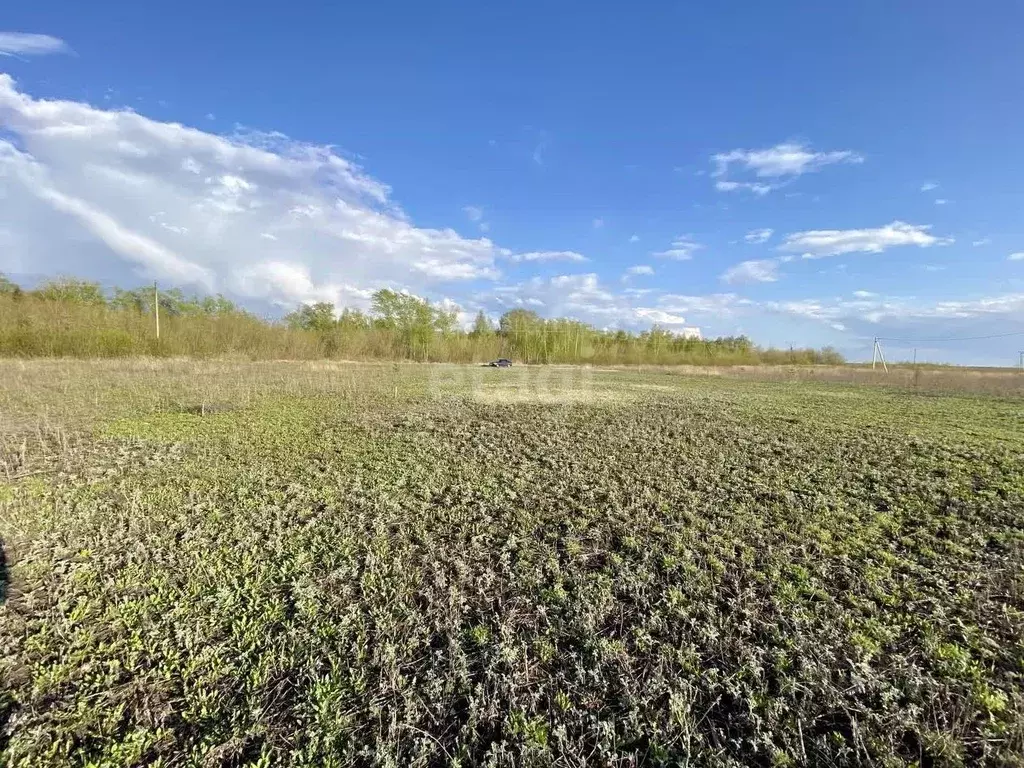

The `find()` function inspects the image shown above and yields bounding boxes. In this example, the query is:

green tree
[0,273,23,298]
[470,311,494,337]
[110,288,149,313]
[284,302,336,332]
[199,294,240,316]
[33,278,106,305]
[337,307,370,332]
[371,289,444,356]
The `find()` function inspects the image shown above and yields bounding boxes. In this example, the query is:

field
[1,360,1022,767]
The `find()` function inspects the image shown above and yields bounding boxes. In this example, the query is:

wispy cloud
[767,291,1024,329]
[0,32,72,57]
[592,217,604,229]
[712,142,862,194]
[920,182,938,192]
[1008,252,1024,262]
[779,221,952,259]
[531,131,550,166]
[972,238,991,247]
[715,180,772,195]
[489,273,702,336]
[623,264,654,278]
[652,236,702,260]
[934,198,948,206]
[744,227,774,244]
[462,205,489,232]
[508,250,588,263]
[721,259,779,284]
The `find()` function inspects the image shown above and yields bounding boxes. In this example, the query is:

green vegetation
[1,360,1021,766]
[0,274,843,365]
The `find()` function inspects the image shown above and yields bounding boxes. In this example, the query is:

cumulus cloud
[0,32,71,57]
[744,228,774,244]
[629,234,640,243]
[0,74,506,309]
[779,221,952,259]
[652,236,702,260]
[712,142,862,194]
[721,259,779,284]
[507,250,588,263]
[1008,252,1024,261]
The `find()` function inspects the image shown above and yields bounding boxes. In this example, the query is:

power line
[877,329,1024,344]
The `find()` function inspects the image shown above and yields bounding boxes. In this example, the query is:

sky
[2,1,1024,365]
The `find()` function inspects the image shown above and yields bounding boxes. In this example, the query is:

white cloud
[712,142,862,194]
[462,204,489,233]
[767,292,1024,328]
[489,273,701,336]
[744,227,774,244]
[779,221,952,259]
[972,238,991,247]
[624,265,654,278]
[852,290,877,298]
[934,198,948,205]
[412,258,499,280]
[721,259,779,284]
[592,217,605,229]
[715,180,773,195]
[532,136,547,166]
[508,250,588,263]
[653,236,702,260]
[1008,252,1024,261]
[656,293,749,317]
[0,33,71,57]
[920,182,938,192]
[629,234,640,243]
[634,308,691,327]
[0,74,505,308]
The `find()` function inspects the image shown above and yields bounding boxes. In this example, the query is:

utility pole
[154,281,160,340]
[871,337,888,373]
[1019,351,1023,372]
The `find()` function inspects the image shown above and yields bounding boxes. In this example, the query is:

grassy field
[1,360,1022,767]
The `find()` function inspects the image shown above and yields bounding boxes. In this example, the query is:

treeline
[0,274,844,365]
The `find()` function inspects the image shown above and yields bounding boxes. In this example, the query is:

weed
[0,360,1021,766]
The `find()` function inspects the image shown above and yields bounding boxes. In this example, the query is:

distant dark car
[485,358,513,368]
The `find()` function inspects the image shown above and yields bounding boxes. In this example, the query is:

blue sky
[2,1,1024,364]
